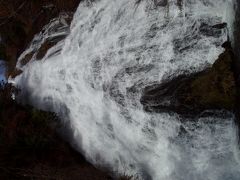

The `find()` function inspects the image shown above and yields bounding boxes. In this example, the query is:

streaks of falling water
[12,0,240,179]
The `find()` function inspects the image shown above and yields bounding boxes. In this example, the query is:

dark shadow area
[0,83,114,179]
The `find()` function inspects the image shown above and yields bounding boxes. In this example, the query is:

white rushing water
[11,0,240,179]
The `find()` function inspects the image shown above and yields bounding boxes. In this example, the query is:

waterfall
[11,0,240,179]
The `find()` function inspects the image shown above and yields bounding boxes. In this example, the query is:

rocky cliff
[0,0,80,75]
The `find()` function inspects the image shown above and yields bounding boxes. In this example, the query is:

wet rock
[0,44,6,60]
[36,40,59,60]
[0,0,81,76]
[154,0,168,6]
[0,83,113,180]
[136,0,168,7]
[141,43,236,117]
[212,23,227,29]
[199,22,224,37]
[233,0,240,136]
[20,52,34,66]
[9,68,23,79]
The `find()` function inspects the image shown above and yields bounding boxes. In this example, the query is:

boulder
[141,42,237,117]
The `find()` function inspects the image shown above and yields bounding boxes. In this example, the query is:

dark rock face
[0,1,119,179]
[141,45,236,117]
[17,13,72,68]
[234,1,240,69]
[0,0,81,76]
[0,84,113,180]
[233,1,240,137]
[154,0,168,6]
